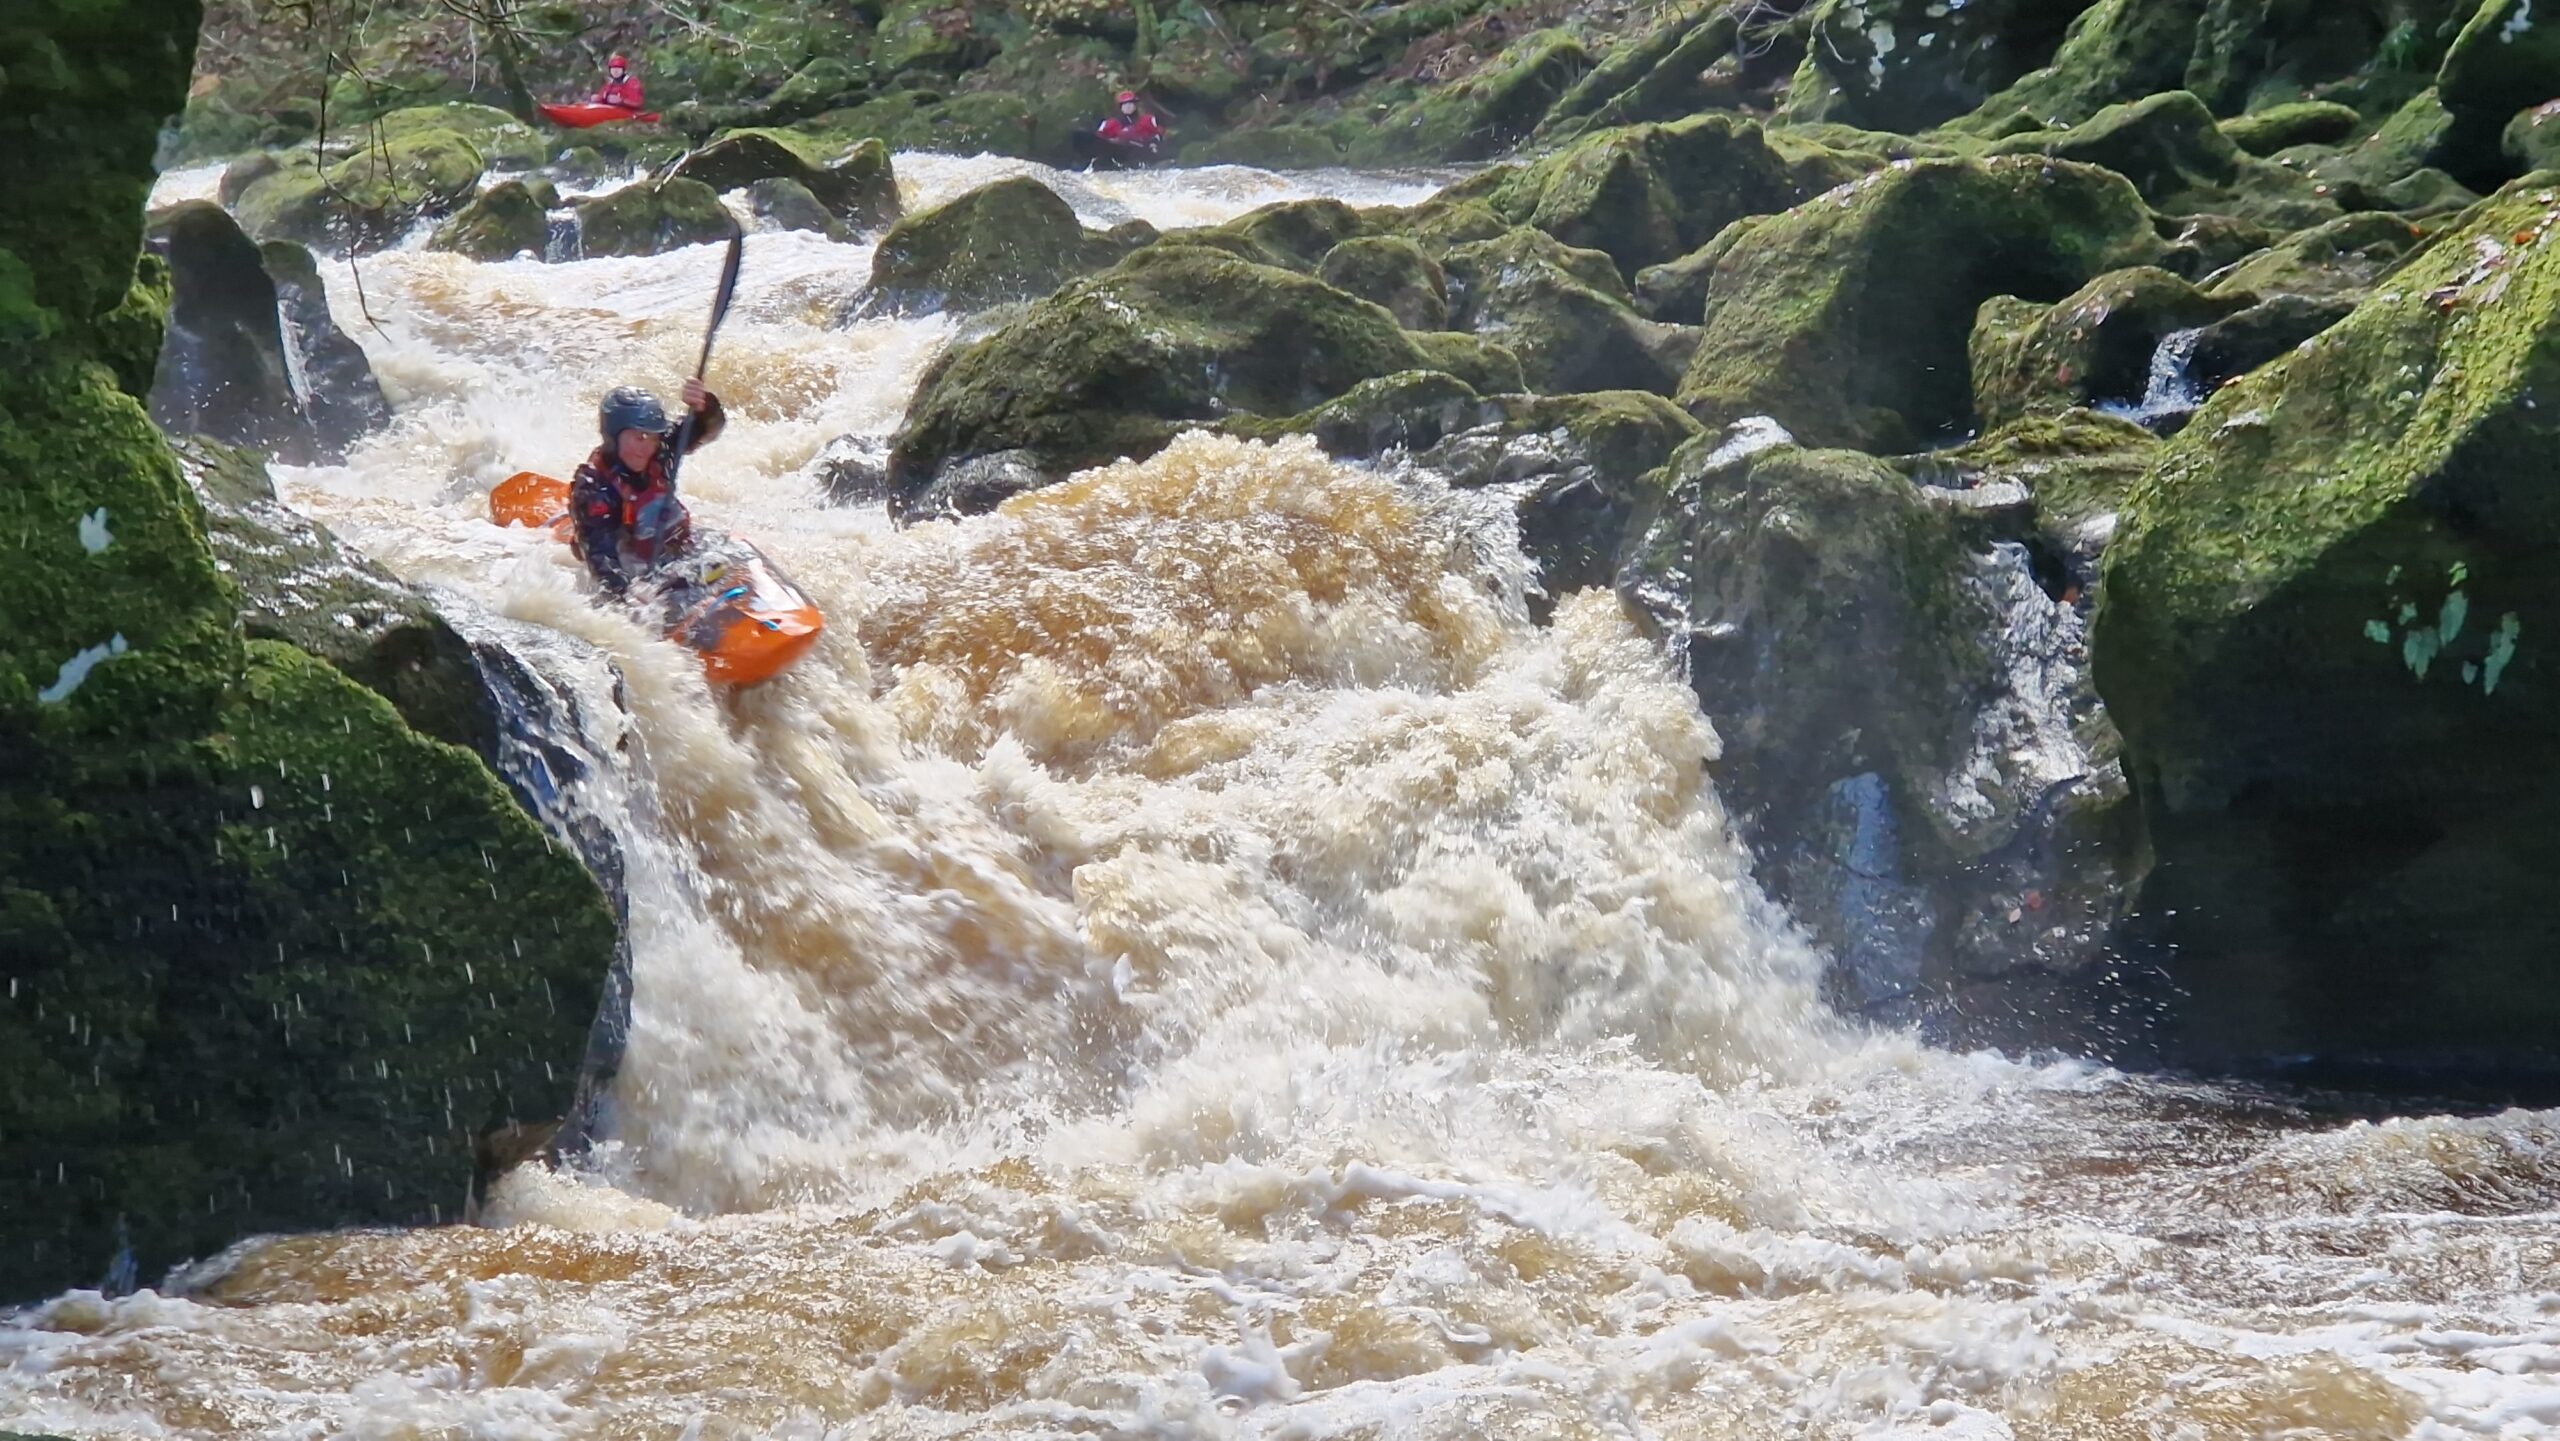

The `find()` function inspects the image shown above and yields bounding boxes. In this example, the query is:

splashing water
[4,157,2558,1441]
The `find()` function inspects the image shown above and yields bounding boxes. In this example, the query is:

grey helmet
[599,385,669,443]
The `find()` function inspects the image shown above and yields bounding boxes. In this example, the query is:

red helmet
[609,53,630,69]
[1116,90,1138,104]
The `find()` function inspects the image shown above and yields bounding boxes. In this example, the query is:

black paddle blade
[694,224,745,381]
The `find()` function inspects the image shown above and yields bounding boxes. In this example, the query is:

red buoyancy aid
[1098,112,1164,144]
[596,74,645,109]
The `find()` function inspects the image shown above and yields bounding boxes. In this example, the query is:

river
[1,155,2556,1441]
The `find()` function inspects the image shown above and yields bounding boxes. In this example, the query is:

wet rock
[1620,427,2136,1045]
[1341,29,1593,164]
[812,434,893,504]
[1903,410,2162,581]
[144,202,389,466]
[1318,236,1451,331]
[575,177,734,258]
[1225,370,1497,459]
[1420,390,1703,607]
[1970,266,2255,428]
[746,178,847,238]
[1679,156,2163,452]
[2203,212,2425,299]
[2221,101,2364,156]
[899,449,1048,521]
[852,176,1149,318]
[2185,292,2362,385]
[2157,213,2281,281]
[2092,176,2560,1072]
[1443,229,1696,395]
[889,246,1526,499]
[429,178,553,260]
[229,105,535,251]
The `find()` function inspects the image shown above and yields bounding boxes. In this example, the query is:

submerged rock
[2093,177,2560,1071]
[853,176,1150,319]
[1679,156,2163,452]
[145,202,389,466]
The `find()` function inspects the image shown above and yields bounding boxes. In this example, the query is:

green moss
[1221,369,1495,456]
[1782,0,2097,133]
[1678,156,2164,451]
[2203,212,2426,298]
[1443,228,1694,395]
[1957,0,2208,130]
[1339,29,1592,164]
[1407,328,1528,395]
[2508,102,2560,172]
[678,128,899,229]
[1317,236,1450,330]
[1919,408,2162,539]
[1210,199,1369,273]
[2438,0,2560,121]
[2221,101,2364,156]
[232,123,490,250]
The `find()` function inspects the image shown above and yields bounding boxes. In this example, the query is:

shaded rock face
[1679,157,2164,452]
[2203,212,2425,299]
[852,176,1152,319]
[145,202,390,466]
[1785,0,2102,133]
[1,2,614,1302]
[1620,429,2139,1048]
[429,178,553,260]
[2092,179,2560,1073]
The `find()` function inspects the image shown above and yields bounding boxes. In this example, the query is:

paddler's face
[615,428,660,469]
[1121,102,1137,116]
[609,64,627,79]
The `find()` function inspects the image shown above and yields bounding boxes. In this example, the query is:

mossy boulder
[1534,5,1752,138]
[576,177,734,259]
[1179,124,1350,169]
[2091,178,2560,1069]
[375,102,546,172]
[1210,199,1370,273]
[1678,156,2164,452]
[2222,100,2365,156]
[1961,0,2213,129]
[1906,409,2163,570]
[1970,265,2254,428]
[1619,429,2135,1035]
[1317,236,1451,330]
[1467,114,1799,278]
[2185,291,2362,385]
[1781,0,2100,133]
[888,246,1513,507]
[429,179,553,261]
[1443,229,1696,395]
[2437,0,2560,123]
[854,176,1149,318]
[2,0,614,1301]
[1987,90,2338,228]
[675,128,899,229]
[145,203,389,465]
[233,127,488,251]
[2203,212,2426,298]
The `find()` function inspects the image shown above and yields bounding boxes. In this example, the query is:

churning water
[2,157,2557,1441]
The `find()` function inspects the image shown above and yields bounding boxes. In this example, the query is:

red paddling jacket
[571,393,724,596]
[595,74,646,109]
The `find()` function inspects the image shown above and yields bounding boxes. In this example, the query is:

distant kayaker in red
[594,53,645,111]
[572,380,724,596]
[1096,91,1166,155]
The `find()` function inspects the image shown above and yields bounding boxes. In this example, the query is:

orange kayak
[490,471,824,688]
[538,102,661,127]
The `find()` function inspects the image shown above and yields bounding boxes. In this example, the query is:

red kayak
[538,102,661,128]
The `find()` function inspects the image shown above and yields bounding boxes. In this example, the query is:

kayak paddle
[667,223,746,486]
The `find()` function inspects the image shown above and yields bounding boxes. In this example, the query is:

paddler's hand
[681,378,709,413]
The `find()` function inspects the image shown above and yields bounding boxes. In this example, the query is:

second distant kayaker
[572,379,723,597]
[1096,91,1167,157]
[594,53,645,111]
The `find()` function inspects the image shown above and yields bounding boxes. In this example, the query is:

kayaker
[571,380,724,597]
[594,53,645,111]
[1095,91,1166,157]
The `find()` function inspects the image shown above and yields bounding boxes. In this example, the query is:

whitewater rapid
[2,155,2558,1441]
